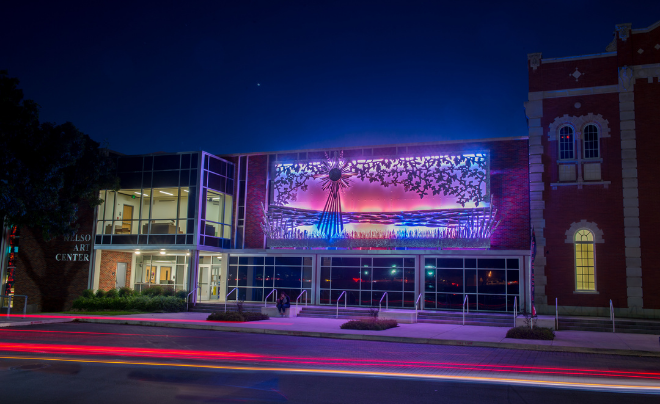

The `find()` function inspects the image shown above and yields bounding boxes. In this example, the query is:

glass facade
[226,256,313,303]
[319,256,416,308]
[200,154,235,249]
[134,254,189,293]
[424,257,519,312]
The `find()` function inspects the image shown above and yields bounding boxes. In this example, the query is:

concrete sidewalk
[48,311,660,357]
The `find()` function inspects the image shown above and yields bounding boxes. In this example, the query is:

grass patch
[340,318,398,331]
[207,311,270,322]
[506,326,555,340]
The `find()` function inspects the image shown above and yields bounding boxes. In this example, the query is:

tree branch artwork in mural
[272,153,488,208]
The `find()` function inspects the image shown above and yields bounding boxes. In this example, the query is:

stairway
[189,302,264,313]
[417,310,515,327]
[558,317,660,334]
[297,306,377,319]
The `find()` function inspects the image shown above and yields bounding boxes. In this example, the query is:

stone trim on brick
[618,76,643,309]
[564,220,605,243]
[547,113,611,141]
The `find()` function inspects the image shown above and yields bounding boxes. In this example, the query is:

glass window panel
[208,173,226,193]
[437,269,463,293]
[103,191,117,220]
[178,187,190,218]
[425,268,436,292]
[246,256,264,265]
[424,293,436,309]
[373,257,403,268]
[303,257,313,266]
[331,257,360,266]
[153,154,180,170]
[507,259,520,269]
[152,170,180,187]
[223,195,233,225]
[424,258,436,269]
[584,124,599,159]
[144,220,180,234]
[117,156,143,172]
[437,294,464,310]
[478,259,506,269]
[507,270,520,294]
[372,268,403,291]
[274,266,302,288]
[237,266,248,286]
[223,225,231,239]
[559,126,574,160]
[478,269,506,294]
[150,188,180,219]
[320,267,331,288]
[360,258,372,267]
[302,267,312,288]
[404,268,415,291]
[331,267,361,290]
[437,258,463,268]
[465,269,477,293]
[264,266,275,288]
[404,258,415,267]
[275,257,302,266]
[320,290,331,305]
[465,259,477,268]
[478,295,506,311]
[227,266,237,286]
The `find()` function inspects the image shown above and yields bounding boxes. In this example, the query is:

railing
[610,299,615,333]
[186,290,196,312]
[513,296,517,328]
[414,294,422,322]
[462,295,469,326]
[265,289,277,307]
[555,298,559,330]
[296,290,308,306]
[379,292,388,312]
[336,291,346,319]
[3,295,28,316]
[224,288,237,313]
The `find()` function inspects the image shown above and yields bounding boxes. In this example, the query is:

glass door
[210,265,221,300]
[198,265,210,301]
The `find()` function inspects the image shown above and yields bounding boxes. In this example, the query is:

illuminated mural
[263,150,498,249]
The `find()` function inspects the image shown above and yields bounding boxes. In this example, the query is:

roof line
[632,18,660,34]
[219,136,529,157]
[542,52,616,64]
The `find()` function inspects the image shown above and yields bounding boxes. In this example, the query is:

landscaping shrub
[161,288,175,297]
[340,319,398,331]
[71,295,186,312]
[81,289,95,298]
[141,286,163,296]
[505,326,555,340]
[105,288,119,298]
[95,289,106,298]
[206,311,270,322]
[118,287,134,297]
[175,290,187,299]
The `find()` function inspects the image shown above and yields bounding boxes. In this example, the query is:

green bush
[175,290,187,299]
[71,295,186,313]
[505,326,555,340]
[340,319,398,331]
[105,288,119,298]
[81,289,95,298]
[161,288,175,297]
[95,289,106,298]
[142,286,163,296]
[206,311,270,322]
[118,287,134,297]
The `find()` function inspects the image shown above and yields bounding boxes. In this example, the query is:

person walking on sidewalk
[277,293,290,317]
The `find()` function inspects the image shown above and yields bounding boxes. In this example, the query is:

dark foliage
[207,311,270,322]
[72,295,186,312]
[118,287,134,297]
[104,288,118,298]
[340,319,398,331]
[81,289,95,298]
[0,70,119,239]
[505,326,555,340]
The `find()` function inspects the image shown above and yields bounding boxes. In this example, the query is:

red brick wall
[528,56,618,93]
[15,205,94,312]
[635,78,660,309]
[98,251,133,291]
[243,155,268,248]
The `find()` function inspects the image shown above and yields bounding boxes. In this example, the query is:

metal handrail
[610,299,615,333]
[336,291,346,319]
[186,290,196,312]
[555,298,559,330]
[296,290,308,306]
[513,296,517,328]
[462,295,469,326]
[379,292,388,311]
[4,295,28,316]
[265,289,277,307]
[224,288,237,313]
[414,293,422,322]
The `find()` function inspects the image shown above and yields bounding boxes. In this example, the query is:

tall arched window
[559,126,574,160]
[575,229,595,291]
[583,124,599,158]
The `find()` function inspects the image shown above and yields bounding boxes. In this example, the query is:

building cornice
[528,85,618,101]
[541,52,616,64]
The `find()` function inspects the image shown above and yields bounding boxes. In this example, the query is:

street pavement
[0,322,659,402]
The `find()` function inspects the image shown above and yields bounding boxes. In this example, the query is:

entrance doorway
[198,265,210,301]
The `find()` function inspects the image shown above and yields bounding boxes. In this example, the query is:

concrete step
[417,319,511,327]
[557,318,660,334]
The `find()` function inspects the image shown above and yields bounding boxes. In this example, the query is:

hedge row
[505,326,555,340]
[72,295,186,312]
[340,319,398,331]
[82,287,187,299]
[207,311,270,322]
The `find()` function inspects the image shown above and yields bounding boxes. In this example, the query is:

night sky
[3,1,660,156]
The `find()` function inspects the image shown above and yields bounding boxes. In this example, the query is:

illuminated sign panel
[264,151,497,249]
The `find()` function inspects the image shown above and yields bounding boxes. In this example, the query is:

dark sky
[3,1,660,155]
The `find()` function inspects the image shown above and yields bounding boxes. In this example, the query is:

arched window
[575,229,595,291]
[559,126,574,159]
[583,124,599,159]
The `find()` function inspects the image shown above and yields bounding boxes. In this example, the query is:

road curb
[75,318,660,358]
[0,318,74,328]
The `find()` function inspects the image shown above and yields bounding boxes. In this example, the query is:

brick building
[525,19,660,318]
